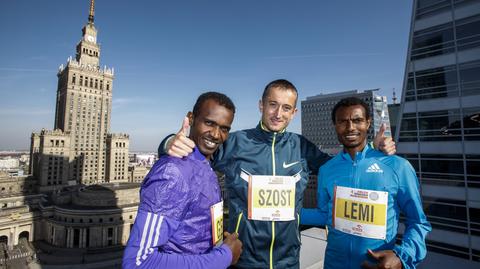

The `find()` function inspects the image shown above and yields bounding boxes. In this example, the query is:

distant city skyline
[0,0,413,151]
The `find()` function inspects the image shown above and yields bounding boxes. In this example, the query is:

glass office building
[397,0,480,263]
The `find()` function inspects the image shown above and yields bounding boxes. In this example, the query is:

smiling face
[334,104,371,156]
[259,87,298,132]
[188,99,234,159]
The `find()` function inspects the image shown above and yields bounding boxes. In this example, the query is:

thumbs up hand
[166,116,195,158]
[373,124,396,155]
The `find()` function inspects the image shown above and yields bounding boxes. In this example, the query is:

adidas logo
[366,163,383,173]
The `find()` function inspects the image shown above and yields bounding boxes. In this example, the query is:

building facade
[397,0,480,264]
[0,1,140,267]
[29,0,128,191]
[106,134,130,183]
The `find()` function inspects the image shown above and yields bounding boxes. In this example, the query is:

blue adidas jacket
[301,144,431,269]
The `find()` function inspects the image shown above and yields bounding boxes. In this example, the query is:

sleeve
[300,165,329,226]
[392,161,431,269]
[157,134,175,157]
[300,136,331,175]
[123,163,232,269]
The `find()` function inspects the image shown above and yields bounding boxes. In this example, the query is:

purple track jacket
[122,148,232,269]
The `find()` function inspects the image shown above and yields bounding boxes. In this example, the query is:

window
[411,21,454,60]
[459,60,480,96]
[416,0,451,20]
[456,15,480,51]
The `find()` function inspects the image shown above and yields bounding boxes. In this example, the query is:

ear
[187,112,194,126]
[258,99,263,113]
[366,118,371,130]
[292,107,298,117]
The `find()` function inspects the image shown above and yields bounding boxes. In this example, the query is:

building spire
[392,88,397,104]
[88,0,95,23]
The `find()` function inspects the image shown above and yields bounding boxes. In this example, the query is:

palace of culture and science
[0,1,141,267]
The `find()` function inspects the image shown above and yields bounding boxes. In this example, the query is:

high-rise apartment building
[29,0,128,190]
[397,0,480,264]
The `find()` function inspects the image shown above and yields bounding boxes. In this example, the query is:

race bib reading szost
[248,175,295,221]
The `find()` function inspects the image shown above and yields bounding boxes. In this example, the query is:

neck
[344,141,367,160]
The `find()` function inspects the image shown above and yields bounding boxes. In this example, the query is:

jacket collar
[340,142,372,162]
[255,121,286,143]
[186,147,208,163]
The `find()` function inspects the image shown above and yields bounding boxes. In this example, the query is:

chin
[267,125,285,132]
[342,142,361,149]
[201,147,217,155]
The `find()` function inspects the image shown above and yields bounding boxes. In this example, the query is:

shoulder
[143,156,193,187]
[371,153,416,184]
[139,157,194,214]
[320,153,343,172]
[375,153,412,172]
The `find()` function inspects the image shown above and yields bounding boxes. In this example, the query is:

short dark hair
[192,91,236,116]
[261,79,298,105]
[331,97,370,123]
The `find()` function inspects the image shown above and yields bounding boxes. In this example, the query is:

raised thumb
[180,116,190,136]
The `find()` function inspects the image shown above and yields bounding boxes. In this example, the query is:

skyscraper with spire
[30,0,129,190]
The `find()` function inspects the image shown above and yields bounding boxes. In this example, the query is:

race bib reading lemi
[248,175,295,221]
[210,201,223,246]
[333,186,388,240]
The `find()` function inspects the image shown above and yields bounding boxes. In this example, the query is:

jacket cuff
[157,134,175,157]
[393,245,412,269]
[219,244,233,267]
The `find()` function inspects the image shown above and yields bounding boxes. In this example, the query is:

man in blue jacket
[301,97,431,269]
[161,80,396,269]
[123,92,242,269]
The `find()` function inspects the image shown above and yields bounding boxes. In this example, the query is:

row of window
[72,74,110,91]
[405,60,480,102]
[399,107,480,141]
[81,47,98,57]
[53,214,133,224]
[412,13,480,60]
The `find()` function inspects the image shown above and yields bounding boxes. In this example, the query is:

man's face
[188,99,234,159]
[334,105,371,152]
[259,87,298,132]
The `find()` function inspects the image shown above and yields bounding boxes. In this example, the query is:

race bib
[248,175,295,221]
[210,201,223,246]
[333,186,388,240]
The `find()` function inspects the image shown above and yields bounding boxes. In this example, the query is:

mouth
[270,118,283,125]
[202,137,219,150]
[344,133,360,141]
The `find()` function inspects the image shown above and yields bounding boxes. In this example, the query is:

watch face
[87,35,95,42]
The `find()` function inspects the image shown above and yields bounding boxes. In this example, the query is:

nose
[346,120,355,130]
[274,106,282,118]
[210,126,220,139]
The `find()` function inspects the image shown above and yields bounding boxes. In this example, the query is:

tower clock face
[86,35,95,43]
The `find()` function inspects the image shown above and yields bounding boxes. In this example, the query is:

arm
[392,162,431,269]
[124,210,232,269]
[123,163,233,269]
[300,165,329,226]
[300,136,331,175]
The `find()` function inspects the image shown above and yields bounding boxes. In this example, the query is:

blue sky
[0,0,413,151]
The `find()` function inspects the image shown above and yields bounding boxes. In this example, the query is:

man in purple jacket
[123,92,242,269]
